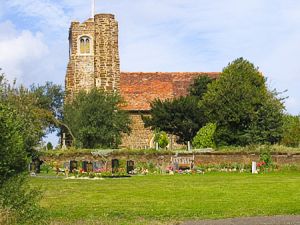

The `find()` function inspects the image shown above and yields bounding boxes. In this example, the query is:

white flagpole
[91,0,95,18]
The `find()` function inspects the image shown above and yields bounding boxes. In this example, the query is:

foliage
[192,123,216,148]
[0,103,27,186]
[144,96,206,144]
[0,175,47,225]
[188,74,215,98]
[259,146,273,167]
[64,89,131,148]
[201,58,285,146]
[46,142,53,150]
[0,71,47,224]
[0,72,64,154]
[281,114,300,147]
[154,130,169,149]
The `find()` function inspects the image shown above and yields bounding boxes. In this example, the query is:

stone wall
[65,14,120,101]
[94,14,120,92]
[121,113,154,149]
[41,152,300,168]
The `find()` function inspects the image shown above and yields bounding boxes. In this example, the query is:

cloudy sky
[0,0,299,116]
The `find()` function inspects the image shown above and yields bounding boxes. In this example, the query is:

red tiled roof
[120,72,219,111]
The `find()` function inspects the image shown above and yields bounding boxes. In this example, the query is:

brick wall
[41,152,300,168]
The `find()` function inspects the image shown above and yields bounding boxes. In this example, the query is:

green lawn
[31,172,300,225]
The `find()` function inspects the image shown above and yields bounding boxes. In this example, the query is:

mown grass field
[31,172,300,225]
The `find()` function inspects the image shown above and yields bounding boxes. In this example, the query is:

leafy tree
[281,114,300,147]
[46,142,53,150]
[192,123,216,148]
[0,103,27,186]
[29,82,64,132]
[144,96,206,144]
[0,72,47,224]
[154,130,169,149]
[0,74,64,154]
[201,58,285,146]
[189,75,215,98]
[64,89,131,148]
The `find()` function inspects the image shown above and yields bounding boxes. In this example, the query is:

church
[65,13,219,149]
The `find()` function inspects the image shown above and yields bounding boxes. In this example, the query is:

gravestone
[93,161,102,171]
[112,159,119,173]
[30,159,42,173]
[70,160,78,172]
[86,162,93,172]
[126,160,134,174]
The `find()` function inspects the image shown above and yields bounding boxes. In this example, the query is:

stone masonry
[65,14,120,101]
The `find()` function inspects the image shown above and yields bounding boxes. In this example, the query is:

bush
[0,175,47,225]
[259,146,272,167]
[192,123,216,148]
[281,114,300,147]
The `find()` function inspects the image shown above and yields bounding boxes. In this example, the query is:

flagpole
[91,0,95,19]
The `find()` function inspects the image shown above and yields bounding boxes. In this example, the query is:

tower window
[79,36,92,55]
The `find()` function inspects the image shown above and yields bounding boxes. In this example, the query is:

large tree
[64,89,131,148]
[201,58,285,146]
[1,78,64,154]
[188,74,215,98]
[281,114,300,147]
[143,96,206,144]
[0,71,47,224]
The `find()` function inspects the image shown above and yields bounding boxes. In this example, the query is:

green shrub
[0,175,47,225]
[154,130,169,149]
[192,123,217,148]
[260,146,272,167]
[281,114,300,147]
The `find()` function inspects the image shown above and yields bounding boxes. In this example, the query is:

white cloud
[0,0,299,114]
[0,20,48,82]
[8,0,69,30]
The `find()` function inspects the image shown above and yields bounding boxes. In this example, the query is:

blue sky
[0,0,299,118]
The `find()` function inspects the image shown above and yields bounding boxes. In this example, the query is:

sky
[0,1,299,138]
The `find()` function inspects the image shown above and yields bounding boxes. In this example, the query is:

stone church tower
[65,14,120,101]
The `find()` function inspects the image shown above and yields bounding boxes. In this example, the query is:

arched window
[79,36,92,54]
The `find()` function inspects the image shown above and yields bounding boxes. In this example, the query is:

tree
[64,89,131,148]
[189,75,215,98]
[154,130,169,149]
[0,103,27,186]
[46,142,53,150]
[281,114,300,147]
[192,123,217,148]
[201,58,285,146]
[0,73,64,154]
[143,96,206,144]
[0,71,46,224]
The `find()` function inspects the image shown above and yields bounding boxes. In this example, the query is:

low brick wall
[41,152,300,168]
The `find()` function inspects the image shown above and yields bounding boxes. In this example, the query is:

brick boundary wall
[41,152,300,167]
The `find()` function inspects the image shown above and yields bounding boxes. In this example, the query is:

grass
[31,172,300,225]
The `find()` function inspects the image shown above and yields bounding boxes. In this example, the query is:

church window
[79,36,92,55]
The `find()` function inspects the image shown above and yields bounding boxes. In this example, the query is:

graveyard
[26,147,300,224]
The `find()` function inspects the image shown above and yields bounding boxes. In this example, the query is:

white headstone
[187,141,191,151]
[155,142,159,150]
[252,161,257,174]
